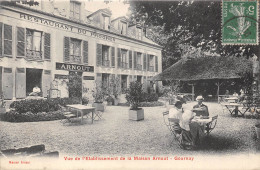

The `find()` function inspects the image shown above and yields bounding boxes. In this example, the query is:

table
[66,104,96,124]
[191,116,213,134]
[225,97,239,103]
[223,103,244,117]
[192,108,208,116]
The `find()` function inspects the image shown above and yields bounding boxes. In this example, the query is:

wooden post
[188,83,195,101]
[215,81,223,103]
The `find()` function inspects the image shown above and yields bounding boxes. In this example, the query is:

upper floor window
[121,49,128,69]
[103,15,110,30]
[137,52,142,70]
[26,29,42,60]
[137,28,142,40]
[69,38,81,63]
[120,22,127,35]
[64,37,88,64]
[102,45,110,67]
[70,1,80,20]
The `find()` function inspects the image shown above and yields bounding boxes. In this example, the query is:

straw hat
[196,95,204,101]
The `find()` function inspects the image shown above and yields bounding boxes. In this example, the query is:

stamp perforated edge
[221,0,259,46]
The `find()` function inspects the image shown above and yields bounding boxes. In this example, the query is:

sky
[84,0,130,18]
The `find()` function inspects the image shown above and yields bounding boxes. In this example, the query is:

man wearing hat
[193,95,209,116]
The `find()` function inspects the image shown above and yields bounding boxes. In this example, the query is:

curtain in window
[26,30,33,50]
[33,31,42,52]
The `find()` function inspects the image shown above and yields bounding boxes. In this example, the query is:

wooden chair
[162,111,181,141]
[205,115,218,135]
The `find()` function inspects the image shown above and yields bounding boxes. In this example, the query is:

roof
[111,16,128,22]
[153,55,253,81]
[87,8,112,18]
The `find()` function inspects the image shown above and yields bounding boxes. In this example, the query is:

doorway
[26,68,42,96]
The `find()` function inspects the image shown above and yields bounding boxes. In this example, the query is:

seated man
[192,96,209,117]
[29,85,41,96]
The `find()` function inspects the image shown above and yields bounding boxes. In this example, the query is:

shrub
[105,95,114,103]
[139,101,164,107]
[141,92,159,102]
[10,98,80,114]
[0,110,65,122]
[125,81,143,110]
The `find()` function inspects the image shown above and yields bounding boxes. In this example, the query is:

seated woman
[192,96,209,117]
[182,110,206,148]
[29,85,41,96]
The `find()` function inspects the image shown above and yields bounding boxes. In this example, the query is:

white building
[0,0,162,100]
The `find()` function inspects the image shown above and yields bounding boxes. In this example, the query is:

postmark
[222,0,259,45]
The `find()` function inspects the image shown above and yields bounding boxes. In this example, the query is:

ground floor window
[121,75,127,93]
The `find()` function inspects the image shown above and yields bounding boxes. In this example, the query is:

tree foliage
[1,0,39,6]
[129,1,259,70]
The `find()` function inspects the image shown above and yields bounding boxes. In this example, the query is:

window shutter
[96,43,102,66]
[111,47,115,67]
[17,27,25,57]
[0,23,3,57]
[4,24,12,56]
[44,32,51,60]
[134,51,137,70]
[147,54,150,71]
[83,41,88,64]
[64,37,70,62]
[117,48,121,68]
[129,50,132,69]
[155,56,158,72]
[143,53,146,70]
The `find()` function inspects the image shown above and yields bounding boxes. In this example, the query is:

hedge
[0,110,65,122]
[9,98,80,114]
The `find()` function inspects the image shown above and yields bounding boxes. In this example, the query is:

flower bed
[0,98,80,122]
[0,110,65,122]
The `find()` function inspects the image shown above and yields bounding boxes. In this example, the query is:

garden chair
[93,110,103,120]
[162,111,181,143]
[205,115,218,136]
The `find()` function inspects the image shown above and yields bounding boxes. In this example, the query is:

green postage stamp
[222,0,259,45]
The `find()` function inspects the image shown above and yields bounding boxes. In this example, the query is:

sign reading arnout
[56,62,94,72]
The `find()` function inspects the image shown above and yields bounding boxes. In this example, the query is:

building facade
[0,0,162,100]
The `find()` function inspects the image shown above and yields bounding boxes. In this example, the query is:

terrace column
[215,81,223,103]
[188,83,195,101]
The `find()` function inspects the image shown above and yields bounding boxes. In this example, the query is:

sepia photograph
[0,0,259,169]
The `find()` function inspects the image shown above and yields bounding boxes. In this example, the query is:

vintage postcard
[0,0,259,169]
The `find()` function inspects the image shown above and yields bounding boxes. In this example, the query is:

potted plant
[92,81,105,112]
[110,76,121,105]
[105,95,114,106]
[126,81,144,121]
[82,97,89,105]
[0,93,6,114]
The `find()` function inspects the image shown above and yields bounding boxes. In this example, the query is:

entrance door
[68,71,82,99]
[26,68,42,96]
[16,68,26,98]
[42,70,52,97]
[3,67,13,99]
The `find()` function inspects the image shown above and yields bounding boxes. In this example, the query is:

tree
[129,1,260,70]
[1,0,39,6]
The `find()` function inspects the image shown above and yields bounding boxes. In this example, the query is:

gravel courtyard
[0,102,259,157]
